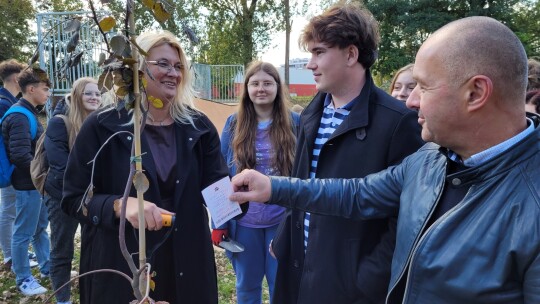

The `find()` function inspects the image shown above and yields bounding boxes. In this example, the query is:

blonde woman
[389,63,416,102]
[44,77,101,304]
[62,31,228,303]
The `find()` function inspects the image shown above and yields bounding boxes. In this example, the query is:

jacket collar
[0,87,17,104]
[301,71,375,143]
[17,98,39,114]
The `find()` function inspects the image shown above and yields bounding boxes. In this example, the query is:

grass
[0,238,269,303]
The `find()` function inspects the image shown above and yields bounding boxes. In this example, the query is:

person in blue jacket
[2,67,51,296]
[0,59,30,271]
[229,16,540,304]
[213,61,299,303]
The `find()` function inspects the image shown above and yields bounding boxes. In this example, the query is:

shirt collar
[448,118,535,166]
[323,93,360,111]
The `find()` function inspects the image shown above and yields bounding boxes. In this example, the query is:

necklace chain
[147,114,170,126]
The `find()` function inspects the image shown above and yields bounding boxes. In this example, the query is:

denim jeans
[230,224,279,304]
[44,195,79,302]
[12,190,50,284]
[0,185,16,261]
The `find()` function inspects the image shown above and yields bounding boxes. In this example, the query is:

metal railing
[37,11,109,97]
[37,12,244,105]
[193,64,244,103]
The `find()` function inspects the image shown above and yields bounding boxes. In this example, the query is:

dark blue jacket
[1,98,43,190]
[43,113,69,200]
[271,72,423,304]
[0,87,18,117]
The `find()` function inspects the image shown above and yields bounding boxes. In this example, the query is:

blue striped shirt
[304,94,355,250]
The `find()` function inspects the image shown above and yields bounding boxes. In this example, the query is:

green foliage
[35,0,84,12]
[197,0,285,66]
[363,0,537,82]
[106,0,203,58]
[510,0,540,59]
[0,0,35,62]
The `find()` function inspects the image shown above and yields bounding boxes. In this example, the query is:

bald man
[229,16,540,304]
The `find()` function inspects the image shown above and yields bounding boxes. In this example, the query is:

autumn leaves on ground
[0,238,270,304]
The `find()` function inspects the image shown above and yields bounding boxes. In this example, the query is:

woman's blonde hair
[65,77,99,148]
[136,30,198,126]
[389,63,414,93]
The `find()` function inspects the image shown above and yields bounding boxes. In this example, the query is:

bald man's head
[421,17,527,104]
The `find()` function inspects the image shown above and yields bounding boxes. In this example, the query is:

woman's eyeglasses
[83,92,102,98]
[248,81,277,89]
[147,60,184,74]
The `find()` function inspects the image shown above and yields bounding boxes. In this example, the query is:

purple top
[237,121,285,228]
[144,124,176,211]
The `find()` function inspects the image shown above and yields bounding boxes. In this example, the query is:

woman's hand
[115,197,175,231]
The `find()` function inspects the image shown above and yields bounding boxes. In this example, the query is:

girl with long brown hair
[212,61,299,303]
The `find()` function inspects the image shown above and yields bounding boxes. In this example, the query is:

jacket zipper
[385,161,447,304]
[401,185,474,303]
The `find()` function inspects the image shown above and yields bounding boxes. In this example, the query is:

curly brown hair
[299,1,380,69]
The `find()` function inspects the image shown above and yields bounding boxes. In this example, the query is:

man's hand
[229,169,272,204]
[211,229,228,246]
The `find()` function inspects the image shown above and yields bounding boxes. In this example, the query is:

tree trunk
[284,0,291,87]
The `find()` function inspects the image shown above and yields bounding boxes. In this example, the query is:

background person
[270,3,423,304]
[43,77,101,304]
[62,31,228,303]
[0,59,38,271]
[212,61,299,303]
[528,58,540,91]
[3,67,51,296]
[389,63,416,102]
[525,89,540,114]
[230,16,540,304]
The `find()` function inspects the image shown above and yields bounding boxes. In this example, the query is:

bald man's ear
[465,75,492,112]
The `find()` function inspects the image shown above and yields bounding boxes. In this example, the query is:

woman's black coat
[62,107,228,304]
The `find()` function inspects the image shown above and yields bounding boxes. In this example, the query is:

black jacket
[43,112,69,200]
[62,107,228,304]
[269,118,540,303]
[272,73,423,304]
[1,98,44,190]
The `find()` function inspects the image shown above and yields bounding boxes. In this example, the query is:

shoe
[1,259,12,271]
[18,276,47,296]
[29,259,38,268]
[40,271,50,279]
[28,252,37,260]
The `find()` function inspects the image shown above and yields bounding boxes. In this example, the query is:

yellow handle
[162,214,175,227]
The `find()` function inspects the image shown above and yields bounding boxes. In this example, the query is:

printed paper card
[202,176,242,227]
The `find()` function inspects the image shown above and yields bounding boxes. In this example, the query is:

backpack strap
[55,114,75,150]
[1,106,38,140]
